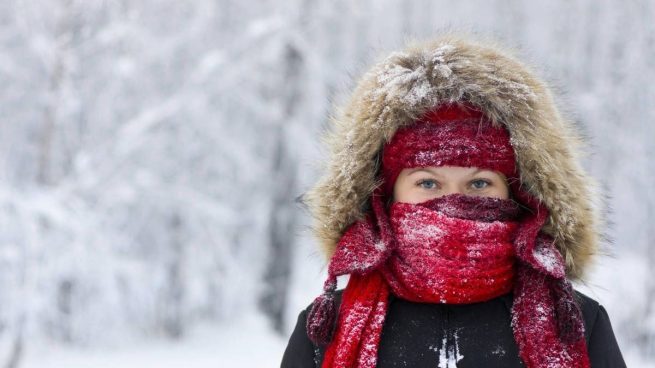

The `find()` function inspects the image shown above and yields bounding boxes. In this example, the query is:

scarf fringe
[552,278,586,344]
[307,276,338,346]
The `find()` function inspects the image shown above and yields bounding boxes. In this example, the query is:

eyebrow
[409,168,442,176]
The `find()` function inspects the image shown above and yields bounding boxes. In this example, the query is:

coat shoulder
[282,289,346,368]
[573,289,603,342]
[573,289,627,367]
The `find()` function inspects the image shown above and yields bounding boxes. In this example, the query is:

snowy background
[0,0,653,367]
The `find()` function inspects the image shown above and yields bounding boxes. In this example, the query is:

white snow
[433,332,464,368]
[374,63,437,106]
[22,313,287,368]
[533,244,559,273]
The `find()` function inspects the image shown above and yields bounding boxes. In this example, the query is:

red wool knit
[382,194,521,304]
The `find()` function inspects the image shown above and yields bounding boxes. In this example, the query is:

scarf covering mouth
[307,188,591,368]
[381,193,521,304]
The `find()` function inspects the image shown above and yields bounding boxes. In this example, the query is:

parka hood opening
[304,33,606,281]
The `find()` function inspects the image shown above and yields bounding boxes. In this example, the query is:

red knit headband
[381,103,518,197]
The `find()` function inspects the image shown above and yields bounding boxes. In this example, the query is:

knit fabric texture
[381,103,517,197]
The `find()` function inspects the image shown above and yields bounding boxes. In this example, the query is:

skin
[392,165,510,204]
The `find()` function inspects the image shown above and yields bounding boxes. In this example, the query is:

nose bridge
[442,181,465,196]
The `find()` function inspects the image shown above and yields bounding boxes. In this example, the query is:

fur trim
[305,33,604,280]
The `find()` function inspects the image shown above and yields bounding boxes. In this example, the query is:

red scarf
[307,189,591,368]
[381,194,519,304]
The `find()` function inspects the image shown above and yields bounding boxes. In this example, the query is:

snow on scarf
[306,187,591,368]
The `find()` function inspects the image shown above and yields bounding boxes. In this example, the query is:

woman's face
[392,166,510,204]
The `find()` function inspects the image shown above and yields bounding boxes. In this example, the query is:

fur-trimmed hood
[305,34,605,280]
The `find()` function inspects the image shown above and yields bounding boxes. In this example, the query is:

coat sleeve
[280,307,317,368]
[586,304,627,368]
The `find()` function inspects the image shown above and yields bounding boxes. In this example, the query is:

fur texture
[304,33,604,280]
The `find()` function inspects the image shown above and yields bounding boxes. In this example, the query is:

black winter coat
[280,289,626,368]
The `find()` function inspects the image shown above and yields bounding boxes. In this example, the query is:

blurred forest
[0,0,653,366]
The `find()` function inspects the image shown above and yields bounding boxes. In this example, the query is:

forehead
[404,166,496,176]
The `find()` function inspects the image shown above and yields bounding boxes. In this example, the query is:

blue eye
[417,179,438,189]
[471,179,491,189]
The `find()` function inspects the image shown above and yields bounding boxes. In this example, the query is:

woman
[281,34,626,367]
